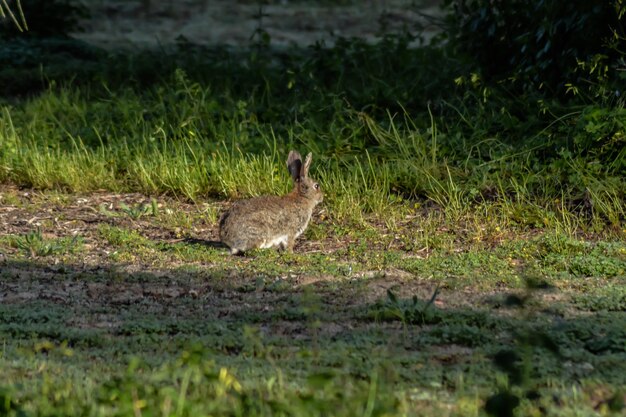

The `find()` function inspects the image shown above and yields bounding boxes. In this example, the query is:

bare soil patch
[0,186,497,335]
[0,185,581,331]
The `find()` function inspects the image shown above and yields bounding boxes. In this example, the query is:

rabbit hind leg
[228,237,257,256]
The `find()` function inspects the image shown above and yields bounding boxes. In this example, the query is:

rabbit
[219,150,323,255]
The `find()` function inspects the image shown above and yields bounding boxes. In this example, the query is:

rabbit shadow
[182,237,227,249]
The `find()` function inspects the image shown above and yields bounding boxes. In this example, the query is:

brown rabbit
[219,150,323,255]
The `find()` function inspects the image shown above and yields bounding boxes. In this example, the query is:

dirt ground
[0,185,564,312]
[0,185,454,342]
[75,0,445,49]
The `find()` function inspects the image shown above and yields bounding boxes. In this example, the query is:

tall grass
[0,38,624,235]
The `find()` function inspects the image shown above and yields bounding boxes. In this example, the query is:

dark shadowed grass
[0,250,624,416]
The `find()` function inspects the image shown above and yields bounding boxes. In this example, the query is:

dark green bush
[442,0,624,93]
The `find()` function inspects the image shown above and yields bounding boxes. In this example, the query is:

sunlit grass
[2,82,623,239]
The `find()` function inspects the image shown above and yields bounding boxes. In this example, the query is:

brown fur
[219,151,323,255]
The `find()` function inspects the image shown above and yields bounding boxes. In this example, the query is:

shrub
[442,0,624,93]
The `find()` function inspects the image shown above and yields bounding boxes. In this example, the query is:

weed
[96,224,150,248]
[571,283,626,312]
[373,287,442,326]
[8,228,82,257]
[0,190,21,206]
[119,199,159,220]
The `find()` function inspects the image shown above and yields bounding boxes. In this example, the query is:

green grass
[0,41,624,234]
[0,249,624,416]
[0,205,625,415]
[0,30,625,417]
[2,99,624,236]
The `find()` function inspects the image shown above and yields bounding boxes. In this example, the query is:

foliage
[569,105,626,170]
[372,287,442,325]
[0,30,623,235]
[484,279,561,417]
[572,283,626,311]
[6,228,83,257]
[442,0,625,93]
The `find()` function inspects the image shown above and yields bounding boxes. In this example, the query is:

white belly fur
[260,234,289,249]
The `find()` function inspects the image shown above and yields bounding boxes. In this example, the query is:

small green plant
[572,283,626,311]
[373,287,441,325]
[98,199,160,220]
[9,228,82,257]
[119,199,160,220]
[97,224,150,248]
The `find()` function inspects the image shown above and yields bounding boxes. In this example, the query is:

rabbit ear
[301,153,312,178]
[287,151,302,182]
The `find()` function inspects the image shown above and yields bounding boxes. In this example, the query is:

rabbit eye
[314,183,320,190]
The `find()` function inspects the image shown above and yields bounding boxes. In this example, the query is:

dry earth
[0,185,566,317]
[0,186,457,343]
